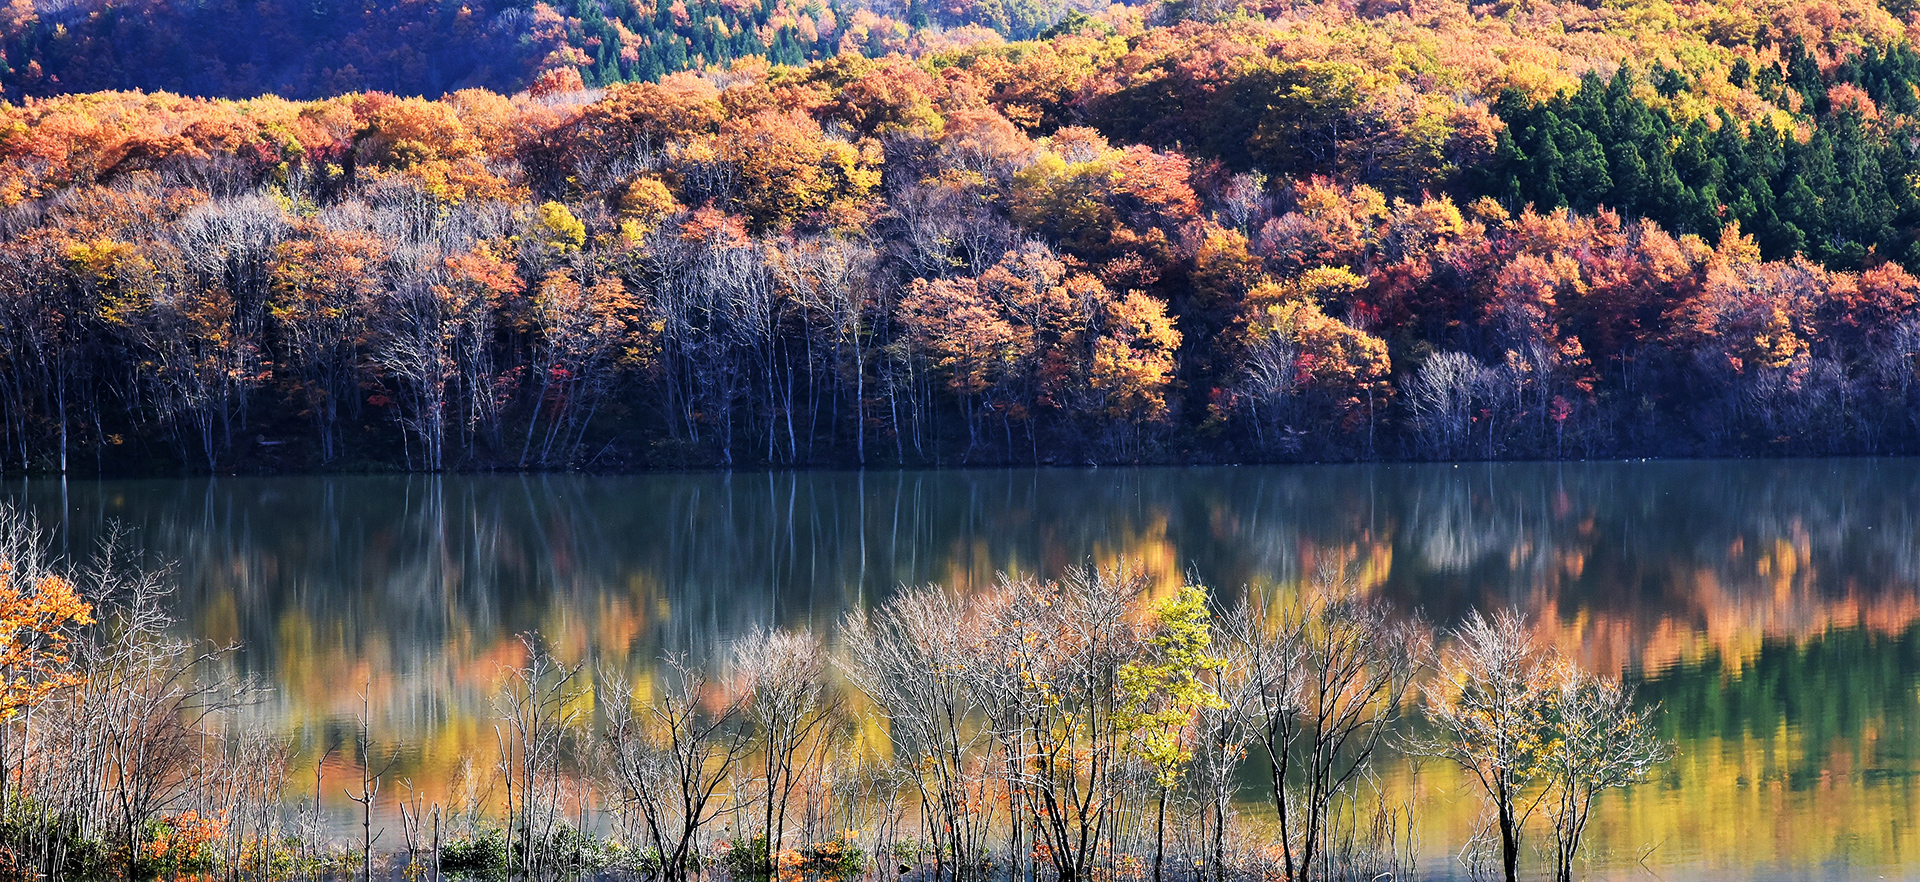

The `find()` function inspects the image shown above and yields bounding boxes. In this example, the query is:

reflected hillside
[8,462,1920,710]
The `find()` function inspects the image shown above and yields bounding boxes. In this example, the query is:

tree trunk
[1500,799,1520,882]
[1153,788,1167,882]
[1211,798,1226,882]
[1270,750,1295,882]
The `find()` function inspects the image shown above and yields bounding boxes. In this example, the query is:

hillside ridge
[0,0,1916,472]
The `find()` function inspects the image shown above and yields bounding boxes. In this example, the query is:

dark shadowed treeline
[0,0,1082,101]
[2,0,1920,473]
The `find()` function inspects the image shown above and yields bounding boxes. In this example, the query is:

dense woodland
[1,0,1920,472]
[0,0,1070,100]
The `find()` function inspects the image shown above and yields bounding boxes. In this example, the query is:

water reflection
[4,460,1920,880]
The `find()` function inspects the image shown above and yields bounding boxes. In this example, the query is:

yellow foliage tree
[1246,286,1392,433]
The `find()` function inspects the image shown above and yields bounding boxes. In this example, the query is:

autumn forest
[1,0,1918,474]
[1,0,1918,877]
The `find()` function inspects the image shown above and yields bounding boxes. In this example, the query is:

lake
[3,461,1917,881]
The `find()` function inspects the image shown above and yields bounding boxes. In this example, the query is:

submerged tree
[1117,584,1225,882]
[493,634,587,878]
[605,655,754,882]
[1228,581,1425,882]
[1543,667,1670,882]
[1422,609,1670,882]
[735,627,841,875]
[840,584,996,881]
[1420,610,1555,882]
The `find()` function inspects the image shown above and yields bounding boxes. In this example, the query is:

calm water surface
[4,461,1919,881]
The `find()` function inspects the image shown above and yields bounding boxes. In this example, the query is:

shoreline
[7,449,1920,481]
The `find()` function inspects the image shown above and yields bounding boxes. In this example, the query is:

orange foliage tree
[0,566,92,720]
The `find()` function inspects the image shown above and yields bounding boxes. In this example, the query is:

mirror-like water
[4,461,1918,881]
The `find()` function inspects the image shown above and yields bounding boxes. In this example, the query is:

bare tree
[734,628,841,873]
[494,633,587,878]
[194,721,294,879]
[1231,581,1425,882]
[346,684,397,882]
[371,277,458,471]
[604,655,753,882]
[840,583,996,882]
[1403,350,1496,460]
[1190,601,1262,882]
[1237,329,1304,454]
[1418,610,1557,882]
[1543,667,1670,882]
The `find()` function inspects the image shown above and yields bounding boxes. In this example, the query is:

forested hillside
[1,0,1919,472]
[0,0,1061,99]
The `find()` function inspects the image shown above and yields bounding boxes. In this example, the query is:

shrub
[440,828,510,878]
[721,834,774,881]
[793,833,867,882]
[132,812,223,878]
